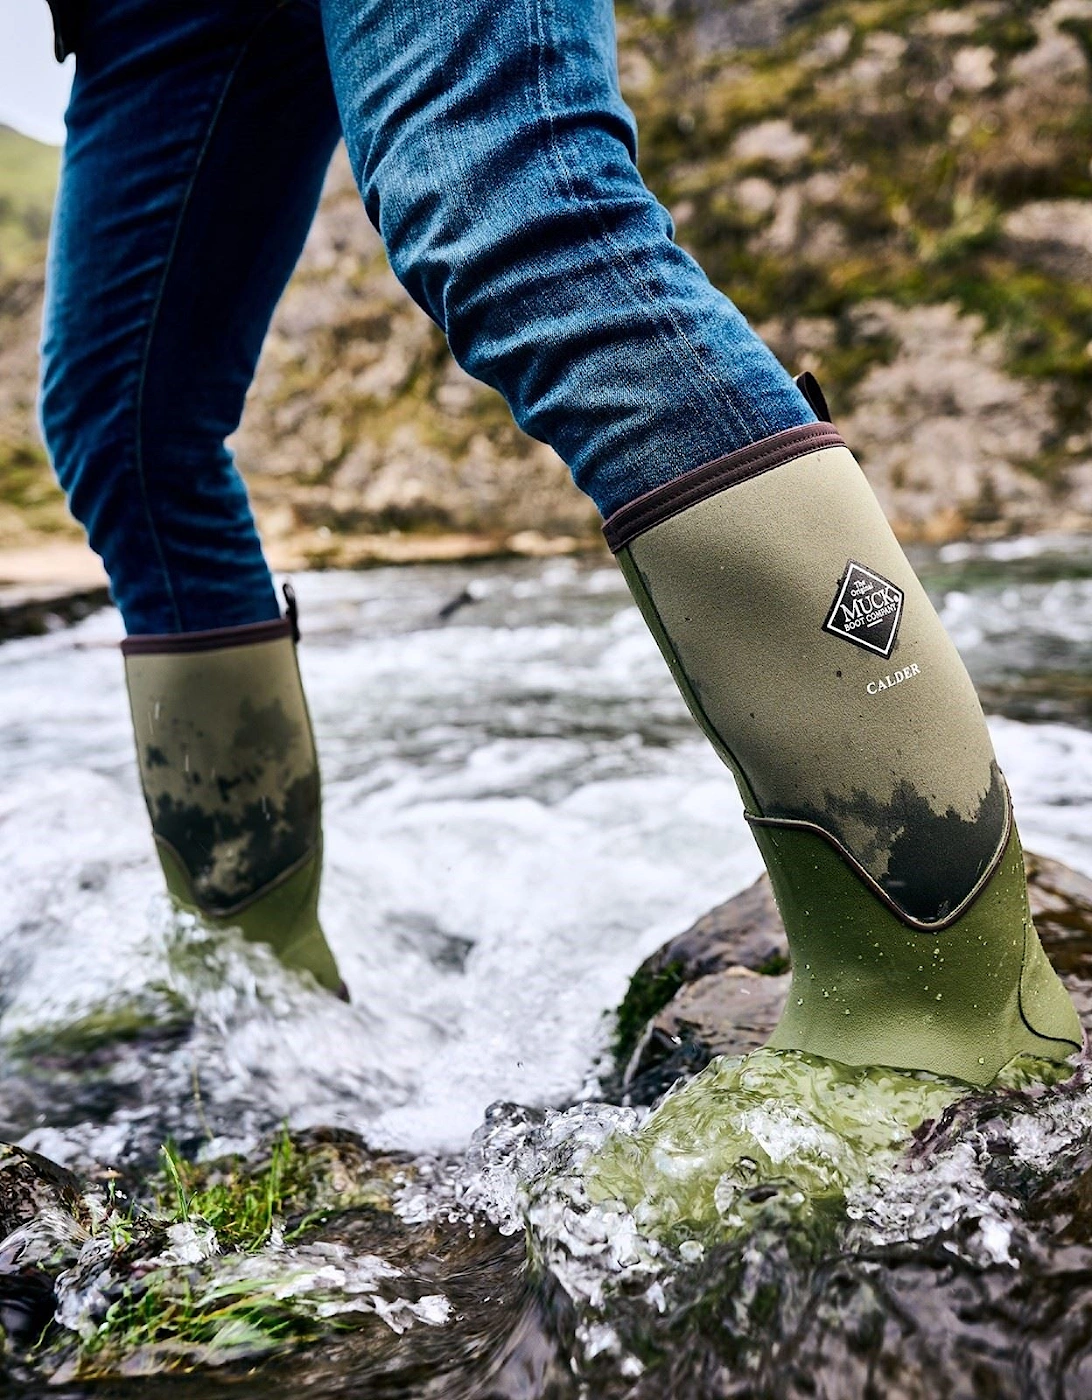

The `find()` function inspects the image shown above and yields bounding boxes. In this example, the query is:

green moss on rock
[613,960,687,1066]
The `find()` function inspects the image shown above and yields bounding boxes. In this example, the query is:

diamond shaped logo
[822,561,904,658]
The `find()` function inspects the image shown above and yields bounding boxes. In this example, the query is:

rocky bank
[4,0,1092,568]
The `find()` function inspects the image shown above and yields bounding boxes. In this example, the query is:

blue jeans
[40,0,814,635]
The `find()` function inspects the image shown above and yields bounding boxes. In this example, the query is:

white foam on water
[990,716,1092,875]
[0,556,1090,1165]
[0,566,759,1159]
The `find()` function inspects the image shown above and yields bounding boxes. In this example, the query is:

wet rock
[0,1143,81,1239]
[1026,849,1092,974]
[621,969,792,1106]
[1031,853,1092,1026]
[612,850,1092,1106]
[0,1144,84,1352]
[0,582,111,642]
[0,1127,538,1390]
[976,669,1092,730]
[0,988,198,1167]
[0,1266,55,1346]
[609,874,790,1104]
[611,876,786,1050]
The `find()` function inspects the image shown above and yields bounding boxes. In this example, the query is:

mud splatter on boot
[122,590,344,995]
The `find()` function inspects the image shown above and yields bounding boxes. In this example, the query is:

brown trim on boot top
[602,422,845,553]
[121,615,294,656]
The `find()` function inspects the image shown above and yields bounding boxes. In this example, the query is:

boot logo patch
[822,561,903,657]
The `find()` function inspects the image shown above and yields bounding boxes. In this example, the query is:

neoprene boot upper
[605,386,1082,1085]
[122,588,345,995]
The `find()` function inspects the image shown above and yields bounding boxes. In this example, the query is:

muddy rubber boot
[122,587,345,996]
[605,382,1081,1085]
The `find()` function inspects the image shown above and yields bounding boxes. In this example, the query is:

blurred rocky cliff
[3,0,1092,567]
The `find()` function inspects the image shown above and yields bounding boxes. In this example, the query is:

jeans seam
[132,1,295,632]
[529,0,769,444]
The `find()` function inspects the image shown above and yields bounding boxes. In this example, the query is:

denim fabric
[321,0,813,514]
[40,0,814,636]
[40,0,340,633]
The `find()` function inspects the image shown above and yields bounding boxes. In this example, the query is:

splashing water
[1,545,1092,1393]
[446,1049,1092,1393]
[586,1050,966,1243]
[460,1050,1076,1303]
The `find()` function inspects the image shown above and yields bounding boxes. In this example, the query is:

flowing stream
[0,539,1091,1395]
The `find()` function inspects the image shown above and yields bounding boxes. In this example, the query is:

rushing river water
[0,539,1091,1395]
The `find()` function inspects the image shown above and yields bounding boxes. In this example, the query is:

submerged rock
[462,1045,1092,1399]
[612,850,1092,1107]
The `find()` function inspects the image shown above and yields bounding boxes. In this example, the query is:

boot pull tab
[283,582,301,643]
[795,370,833,424]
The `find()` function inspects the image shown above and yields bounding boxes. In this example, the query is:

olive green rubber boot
[604,393,1081,1085]
[122,587,345,996]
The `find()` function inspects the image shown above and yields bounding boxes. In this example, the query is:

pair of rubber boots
[123,381,1082,1082]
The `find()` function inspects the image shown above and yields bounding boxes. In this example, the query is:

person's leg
[319,0,1080,1075]
[318,0,814,521]
[39,0,345,992]
[40,0,340,634]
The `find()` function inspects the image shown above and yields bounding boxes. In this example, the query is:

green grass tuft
[68,1131,376,1375]
[155,1131,323,1253]
[80,1270,331,1370]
